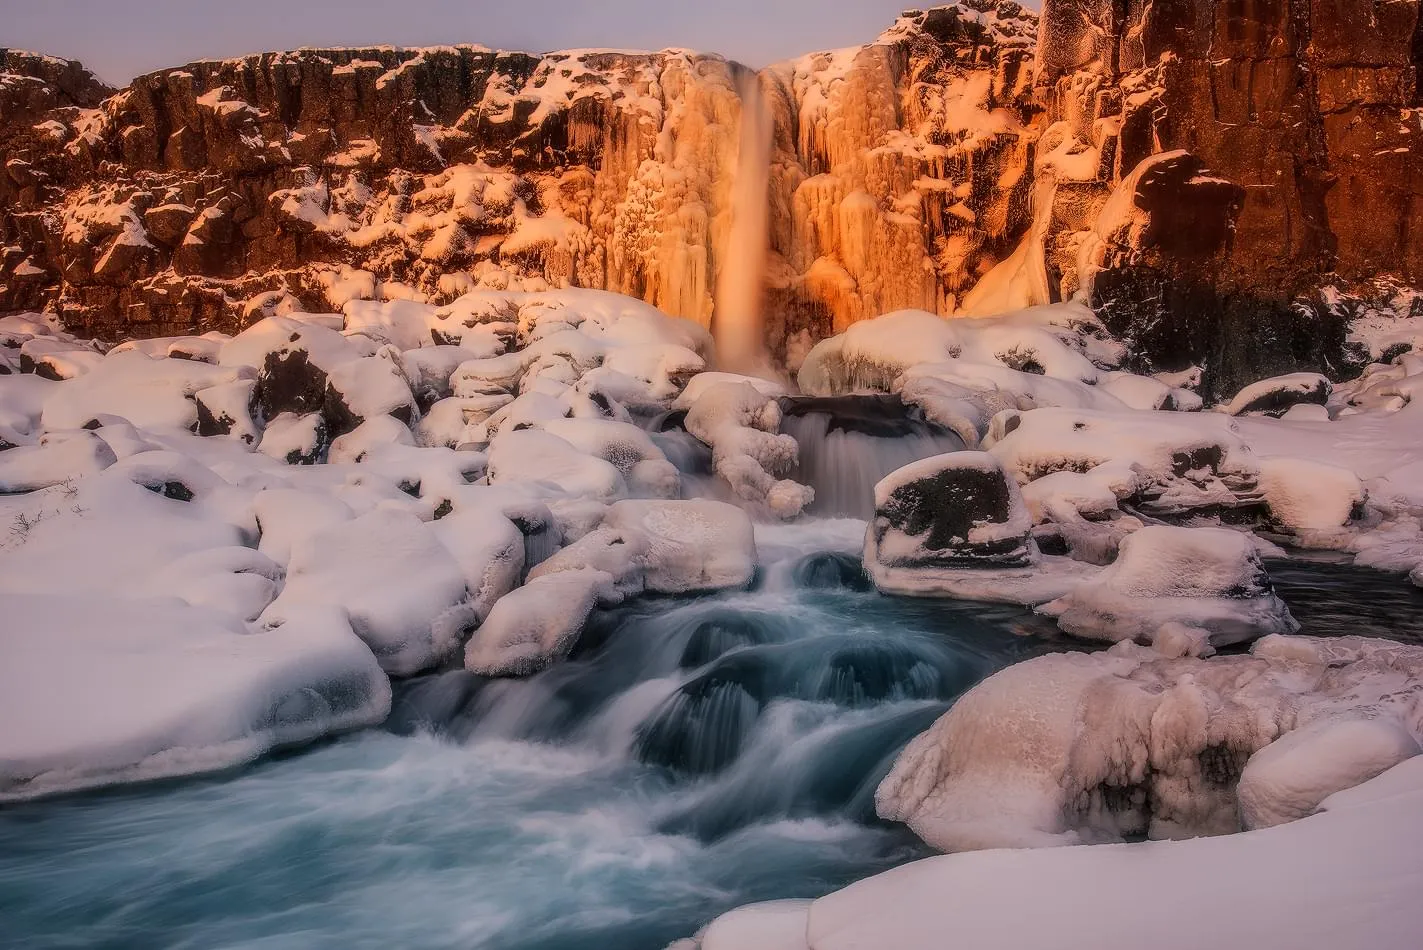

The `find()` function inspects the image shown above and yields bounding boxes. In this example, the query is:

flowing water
[778,395,965,519]
[0,522,1078,950]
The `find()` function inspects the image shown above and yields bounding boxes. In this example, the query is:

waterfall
[778,395,967,519]
[712,71,776,379]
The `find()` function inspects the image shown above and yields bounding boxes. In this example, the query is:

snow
[684,381,813,519]
[0,594,389,802]
[1038,526,1298,646]
[463,568,616,676]
[259,508,475,675]
[704,756,1423,950]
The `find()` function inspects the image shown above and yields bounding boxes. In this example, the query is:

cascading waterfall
[778,394,967,519]
[711,71,776,379]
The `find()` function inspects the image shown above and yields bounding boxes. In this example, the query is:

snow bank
[0,594,389,801]
[1038,526,1298,646]
[701,756,1423,950]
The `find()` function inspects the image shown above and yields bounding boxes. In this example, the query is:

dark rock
[869,451,1033,570]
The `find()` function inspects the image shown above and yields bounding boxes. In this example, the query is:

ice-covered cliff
[0,2,1038,364]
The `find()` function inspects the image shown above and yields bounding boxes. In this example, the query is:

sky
[5,0,951,87]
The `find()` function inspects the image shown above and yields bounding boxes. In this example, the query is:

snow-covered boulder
[1039,526,1297,646]
[260,508,475,675]
[875,633,1423,853]
[0,594,389,801]
[193,378,260,445]
[1256,457,1365,535]
[221,316,373,420]
[0,429,117,492]
[486,427,626,501]
[257,411,329,464]
[605,499,757,593]
[539,417,680,499]
[865,452,1091,603]
[323,352,418,437]
[463,568,616,676]
[1227,372,1332,417]
[40,350,247,431]
[987,407,1260,517]
[684,381,812,520]
[1236,715,1420,830]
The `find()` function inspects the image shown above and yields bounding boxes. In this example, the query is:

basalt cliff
[3,0,1422,394]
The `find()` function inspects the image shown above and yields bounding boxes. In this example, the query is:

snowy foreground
[4,289,1423,944]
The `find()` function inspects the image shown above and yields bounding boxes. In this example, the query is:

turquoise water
[0,552,1073,950]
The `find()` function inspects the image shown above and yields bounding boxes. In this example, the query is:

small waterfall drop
[779,394,967,519]
[712,71,775,379]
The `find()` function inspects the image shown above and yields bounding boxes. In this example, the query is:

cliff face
[2,0,1421,391]
[1007,0,1423,393]
[0,2,1039,362]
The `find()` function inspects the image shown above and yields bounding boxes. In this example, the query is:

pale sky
[4,0,987,87]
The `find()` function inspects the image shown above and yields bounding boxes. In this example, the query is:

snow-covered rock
[875,633,1423,852]
[0,429,117,492]
[684,380,812,519]
[40,350,247,431]
[1227,373,1331,417]
[463,568,616,676]
[1038,526,1298,646]
[605,498,757,593]
[0,594,389,801]
[1256,457,1365,536]
[1236,715,1420,830]
[988,406,1260,517]
[260,508,475,675]
[257,411,329,464]
[865,451,1091,603]
[486,427,626,501]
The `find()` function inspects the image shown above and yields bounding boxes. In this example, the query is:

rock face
[1013,0,1423,396]
[3,1,1422,392]
[0,3,1039,357]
